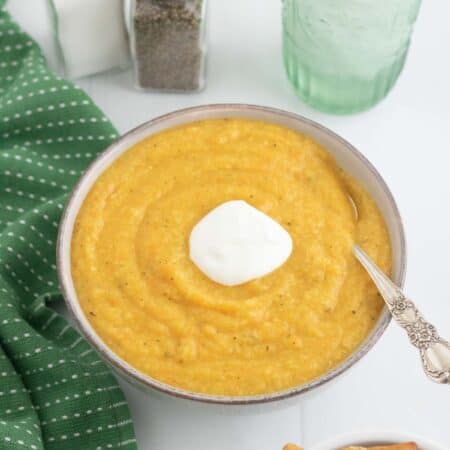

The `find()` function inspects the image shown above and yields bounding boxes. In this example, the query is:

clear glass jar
[283,0,421,114]
[128,0,207,92]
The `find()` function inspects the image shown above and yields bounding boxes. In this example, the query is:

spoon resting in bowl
[353,245,450,384]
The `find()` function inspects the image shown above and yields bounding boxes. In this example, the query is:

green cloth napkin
[0,3,138,449]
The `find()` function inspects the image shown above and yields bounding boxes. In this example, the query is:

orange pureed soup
[71,118,391,396]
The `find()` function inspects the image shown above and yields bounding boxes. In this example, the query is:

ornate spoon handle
[354,245,450,384]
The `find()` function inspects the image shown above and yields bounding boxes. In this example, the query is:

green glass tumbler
[283,0,421,114]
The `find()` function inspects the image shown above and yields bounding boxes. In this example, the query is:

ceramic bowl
[57,104,406,405]
[310,431,445,450]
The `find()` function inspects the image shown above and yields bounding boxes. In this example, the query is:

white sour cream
[189,200,293,286]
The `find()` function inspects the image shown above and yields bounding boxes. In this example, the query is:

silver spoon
[354,244,450,384]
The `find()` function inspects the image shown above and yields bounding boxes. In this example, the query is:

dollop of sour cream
[189,200,293,286]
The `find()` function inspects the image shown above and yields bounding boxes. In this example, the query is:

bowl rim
[309,430,446,450]
[57,103,407,405]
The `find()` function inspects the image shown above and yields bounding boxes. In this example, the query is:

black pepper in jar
[130,0,206,91]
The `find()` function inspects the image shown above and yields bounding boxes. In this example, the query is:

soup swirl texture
[72,118,391,396]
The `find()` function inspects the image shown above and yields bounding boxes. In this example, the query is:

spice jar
[50,0,129,79]
[128,0,207,91]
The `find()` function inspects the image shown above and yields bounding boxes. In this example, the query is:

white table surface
[7,1,450,449]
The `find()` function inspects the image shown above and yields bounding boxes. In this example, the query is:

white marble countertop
[8,0,450,448]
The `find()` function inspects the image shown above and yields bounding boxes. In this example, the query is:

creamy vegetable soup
[71,118,391,396]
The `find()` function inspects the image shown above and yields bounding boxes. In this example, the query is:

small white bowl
[310,431,446,450]
[57,104,406,405]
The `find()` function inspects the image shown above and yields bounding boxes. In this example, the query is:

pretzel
[341,443,418,450]
[283,444,303,450]
[282,441,417,450]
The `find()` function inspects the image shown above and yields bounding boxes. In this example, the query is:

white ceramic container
[57,104,406,406]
